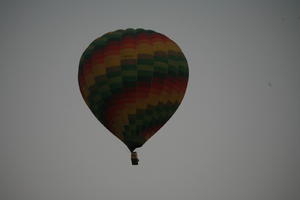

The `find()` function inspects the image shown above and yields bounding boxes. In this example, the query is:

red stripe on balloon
[141,124,164,140]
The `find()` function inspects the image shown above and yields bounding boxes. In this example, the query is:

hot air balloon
[78,28,189,165]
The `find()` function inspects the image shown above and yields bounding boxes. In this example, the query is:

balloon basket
[131,152,139,165]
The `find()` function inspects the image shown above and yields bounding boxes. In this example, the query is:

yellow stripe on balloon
[120,48,137,60]
[104,55,120,68]
[136,43,152,54]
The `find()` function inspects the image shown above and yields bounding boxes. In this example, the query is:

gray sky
[1,0,300,200]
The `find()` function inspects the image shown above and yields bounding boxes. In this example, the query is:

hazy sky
[1,0,299,200]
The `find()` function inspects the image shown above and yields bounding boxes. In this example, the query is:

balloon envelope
[78,28,189,152]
